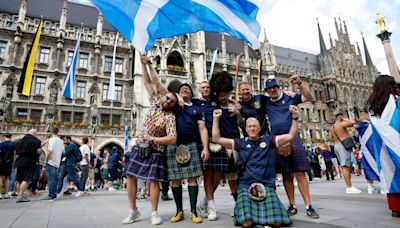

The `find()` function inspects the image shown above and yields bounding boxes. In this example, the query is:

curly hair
[367,75,396,116]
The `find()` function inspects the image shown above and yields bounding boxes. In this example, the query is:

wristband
[151,137,155,144]
[292,117,299,121]
[298,81,302,85]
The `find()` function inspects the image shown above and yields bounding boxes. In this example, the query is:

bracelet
[298,81,302,86]
[151,137,155,144]
[292,117,299,121]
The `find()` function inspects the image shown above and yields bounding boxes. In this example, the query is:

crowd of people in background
[0,129,130,202]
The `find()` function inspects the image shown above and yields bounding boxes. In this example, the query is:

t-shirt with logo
[234,135,277,189]
[175,103,203,145]
[240,94,268,135]
[47,136,64,168]
[265,93,303,135]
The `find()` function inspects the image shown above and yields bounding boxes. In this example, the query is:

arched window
[167,51,184,68]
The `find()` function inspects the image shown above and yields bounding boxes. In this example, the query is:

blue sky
[70,0,400,75]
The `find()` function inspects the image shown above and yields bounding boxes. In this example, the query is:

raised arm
[147,58,168,96]
[141,54,154,96]
[275,105,299,147]
[290,75,313,102]
[212,109,234,150]
[340,118,355,128]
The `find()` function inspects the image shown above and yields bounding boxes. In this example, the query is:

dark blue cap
[264,78,279,90]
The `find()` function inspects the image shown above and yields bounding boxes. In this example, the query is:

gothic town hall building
[0,0,378,152]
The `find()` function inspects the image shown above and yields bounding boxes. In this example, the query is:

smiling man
[264,75,319,219]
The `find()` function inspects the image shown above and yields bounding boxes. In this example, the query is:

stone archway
[94,138,124,155]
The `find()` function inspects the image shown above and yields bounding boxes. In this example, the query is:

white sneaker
[75,191,83,197]
[56,193,63,198]
[108,187,116,191]
[151,212,162,225]
[346,186,362,194]
[197,204,208,218]
[122,209,141,224]
[207,207,217,221]
[368,186,378,194]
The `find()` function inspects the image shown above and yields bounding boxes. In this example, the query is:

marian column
[375,13,400,82]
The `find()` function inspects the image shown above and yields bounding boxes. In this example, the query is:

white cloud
[259,0,400,75]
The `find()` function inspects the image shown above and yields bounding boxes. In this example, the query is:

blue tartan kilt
[126,145,166,182]
[202,149,229,172]
[233,186,292,226]
[166,142,203,180]
[275,136,310,173]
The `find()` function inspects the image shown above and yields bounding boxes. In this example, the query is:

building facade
[0,0,377,151]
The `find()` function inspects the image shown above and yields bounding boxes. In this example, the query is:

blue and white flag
[208,48,218,81]
[369,95,400,193]
[355,121,380,182]
[90,0,262,53]
[124,117,129,153]
[107,32,119,101]
[62,26,82,99]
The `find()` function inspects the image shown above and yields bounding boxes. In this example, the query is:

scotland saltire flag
[354,121,380,182]
[62,26,82,99]
[369,95,400,193]
[90,0,263,53]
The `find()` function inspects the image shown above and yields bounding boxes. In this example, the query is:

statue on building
[90,94,99,134]
[375,13,387,33]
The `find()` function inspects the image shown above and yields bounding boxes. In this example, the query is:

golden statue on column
[375,13,387,33]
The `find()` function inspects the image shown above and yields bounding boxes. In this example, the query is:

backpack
[75,148,83,162]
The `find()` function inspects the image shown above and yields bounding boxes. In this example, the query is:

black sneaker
[287,205,297,216]
[161,195,173,201]
[306,206,320,219]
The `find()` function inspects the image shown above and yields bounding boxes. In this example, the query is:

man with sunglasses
[264,75,319,219]
[123,54,178,226]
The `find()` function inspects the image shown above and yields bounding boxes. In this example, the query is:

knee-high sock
[188,185,199,215]
[172,186,183,213]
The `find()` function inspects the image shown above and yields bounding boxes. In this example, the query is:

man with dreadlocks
[198,71,244,221]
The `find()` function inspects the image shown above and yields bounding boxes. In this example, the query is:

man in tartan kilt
[196,72,244,221]
[122,54,178,226]
[212,105,300,227]
[167,83,209,224]
[264,75,319,219]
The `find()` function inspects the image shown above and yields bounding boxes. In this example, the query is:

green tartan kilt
[233,186,292,226]
[166,142,203,180]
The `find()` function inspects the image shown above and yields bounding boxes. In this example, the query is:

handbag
[277,143,292,157]
[175,145,191,165]
[137,143,152,160]
[332,125,356,151]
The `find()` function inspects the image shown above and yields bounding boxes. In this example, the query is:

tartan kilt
[275,136,310,173]
[233,186,292,226]
[126,146,166,182]
[167,142,203,180]
[202,149,229,172]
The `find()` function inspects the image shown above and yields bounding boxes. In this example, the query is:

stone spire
[263,28,268,42]
[362,33,373,67]
[17,0,27,29]
[317,18,327,55]
[334,18,340,40]
[58,0,67,38]
[329,33,334,48]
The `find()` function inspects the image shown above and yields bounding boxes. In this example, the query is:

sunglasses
[165,95,176,104]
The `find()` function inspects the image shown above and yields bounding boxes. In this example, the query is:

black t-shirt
[0,140,16,166]
[15,134,41,168]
